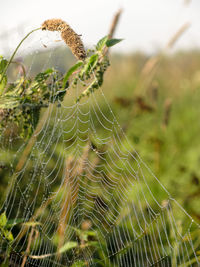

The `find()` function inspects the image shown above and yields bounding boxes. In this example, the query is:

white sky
[0,0,200,54]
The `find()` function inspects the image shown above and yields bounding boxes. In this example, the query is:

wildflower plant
[0,19,122,138]
[0,18,200,267]
[41,19,87,60]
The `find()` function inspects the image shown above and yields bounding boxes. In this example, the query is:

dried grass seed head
[61,29,86,60]
[41,18,86,60]
[41,19,67,32]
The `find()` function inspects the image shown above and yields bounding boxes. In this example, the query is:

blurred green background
[1,43,200,265]
[104,50,200,218]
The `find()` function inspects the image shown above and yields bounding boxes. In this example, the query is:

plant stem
[0,28,41,93]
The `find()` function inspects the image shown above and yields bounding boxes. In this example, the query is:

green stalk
[0,28,41,94]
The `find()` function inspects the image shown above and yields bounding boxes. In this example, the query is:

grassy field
[1,46,200,265]
[101,51,200,219]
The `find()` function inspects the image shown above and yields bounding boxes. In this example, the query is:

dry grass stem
[104,9,123,55]
[56,156,74,256]
[21,227,36,267]
[29,253,53,259]
[166,22,191,50]
[15,197,53,244]
[56,144,90,255]
[134,22,190,96]
[77,143,90,175]
[41,19,86,60]
[3,104,54,208]
[16,104,53,172]
[108,8,123,39]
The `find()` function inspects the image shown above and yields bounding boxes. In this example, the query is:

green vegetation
[104,51,200,213]
[0,28,200,266]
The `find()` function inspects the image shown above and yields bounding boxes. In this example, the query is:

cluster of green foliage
[63,36,122,102]
[103,52,200,211]
[0,59,65,137]
[1,26,200,267]
[0,33,123,266]
[0,212,13,243]
[0,36,122,139]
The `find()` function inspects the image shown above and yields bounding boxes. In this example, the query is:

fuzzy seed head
[41,19,86,60]
[41,19,67,32]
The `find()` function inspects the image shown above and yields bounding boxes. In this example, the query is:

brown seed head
[41,19,67,32]
[41,18,86,60]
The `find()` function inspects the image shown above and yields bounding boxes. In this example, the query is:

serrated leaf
[0,212,7,227]
[96,36,108,51]
[59,241,78,254]
[63,61,83,88]
[106,38,123,47]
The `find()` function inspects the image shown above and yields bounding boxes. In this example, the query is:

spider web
[0,30,200,267]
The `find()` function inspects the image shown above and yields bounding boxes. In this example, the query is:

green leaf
[63,61,83,88]
[106,38,123,47]
[35,68,54,83]
[68,226,81,235]
[86,241,100,248]
[80,54,99,78]
[58,241,78,254]
[86,53,99,72]
[0,95,20,109]
[81,233,88,242]
[69,226,97,237]
[84,230,97,237]
[44,68,54,74]
[6,218,25,227]
[70,261,85,267]
[0,56,8,73]
[96,36,108,51]
[0,212,7,227]
[0,74,7,95]
[4,229,14,242]
[70,260,86,267]
[77,79,97,102]
[0,56,8,95]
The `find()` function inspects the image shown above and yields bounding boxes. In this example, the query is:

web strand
[0,32,200,267]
